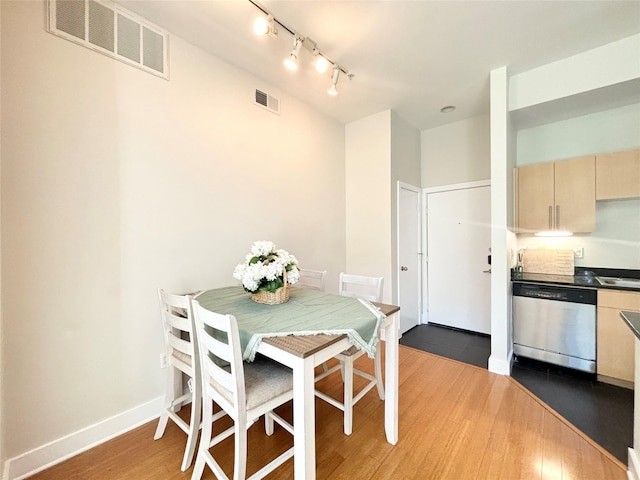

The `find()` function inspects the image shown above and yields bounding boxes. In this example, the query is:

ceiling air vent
[47,0,169,80]
[255,89,280,115]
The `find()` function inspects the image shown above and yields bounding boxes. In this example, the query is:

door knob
[401,266,408,271]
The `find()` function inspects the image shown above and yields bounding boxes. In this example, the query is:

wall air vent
[255,89,280,115]
[47,0,169,80]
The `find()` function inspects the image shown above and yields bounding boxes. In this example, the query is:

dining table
[194,285,400,480]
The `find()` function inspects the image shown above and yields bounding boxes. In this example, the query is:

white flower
[251,240,275,257]
[233,263,247,281]
[242,276,259,292]
[287,266,300,284]
[276,249,298,267]
[264,262,280,281]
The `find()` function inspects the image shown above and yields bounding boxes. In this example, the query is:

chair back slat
[203,334,233,364]
[202,356,235,399]
[192,300,246,413]
[339,273,384,302]
[165,311,191,331]
[297,269,327,292]
[167,334,192,358]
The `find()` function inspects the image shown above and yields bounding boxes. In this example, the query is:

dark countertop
[511,267,640,292]
[621,311,640,340]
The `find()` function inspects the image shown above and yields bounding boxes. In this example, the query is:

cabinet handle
[556,205,560,229]
[548,205,553,229]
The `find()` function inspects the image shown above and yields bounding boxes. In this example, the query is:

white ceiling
[116,0,640,131]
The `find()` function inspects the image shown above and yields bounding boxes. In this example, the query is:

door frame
[396,181,422,330]
[421,179,491,325]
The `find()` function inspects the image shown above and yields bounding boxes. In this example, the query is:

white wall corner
[489,66,513,373]
[629,447,639,480]
[3,396,163,480]
[0,0,4,473]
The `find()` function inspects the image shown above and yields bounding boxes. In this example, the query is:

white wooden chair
[314,273,385,435]
[296,269,327,292]
[191,299,294,480]
[154,289,202,471]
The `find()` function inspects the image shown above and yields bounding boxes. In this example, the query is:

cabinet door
[596,149,640,200]
[597,290,639,383]
[597,305,635,383]
[554,156,595,233]
[517,162,554,233]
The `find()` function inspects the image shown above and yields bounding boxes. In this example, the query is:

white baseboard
[3,396,163,480]
[629,447,639,480]
[488,349,512,375]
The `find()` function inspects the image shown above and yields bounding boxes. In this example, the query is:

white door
[398,183,421,334]
[427,184,491,334]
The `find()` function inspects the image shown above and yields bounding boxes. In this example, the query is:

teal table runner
[195,286,385,361]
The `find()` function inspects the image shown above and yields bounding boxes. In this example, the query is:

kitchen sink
[595,276,640,288]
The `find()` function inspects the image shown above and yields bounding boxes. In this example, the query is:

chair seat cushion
[212,355,293,410]
[340,345,361,356]
[244,356,293,409]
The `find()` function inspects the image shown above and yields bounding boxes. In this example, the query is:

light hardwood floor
[28,345,626,480]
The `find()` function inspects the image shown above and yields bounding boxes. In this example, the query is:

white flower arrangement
[233,241,300,293]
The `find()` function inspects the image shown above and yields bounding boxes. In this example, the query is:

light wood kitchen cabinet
[597,289,640,384]
[516,155,596,233]
[596,148,640,200]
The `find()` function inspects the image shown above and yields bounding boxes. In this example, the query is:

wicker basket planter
[250,268,291,305]
[251,284,291,305]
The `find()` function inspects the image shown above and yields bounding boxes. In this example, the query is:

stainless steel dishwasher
[512,282,597,373]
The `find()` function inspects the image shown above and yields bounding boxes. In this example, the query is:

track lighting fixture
[328,66,340,96]
[249,0,352,95]
[284,36,303,71]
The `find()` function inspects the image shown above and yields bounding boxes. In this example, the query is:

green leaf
[259,277,284,293]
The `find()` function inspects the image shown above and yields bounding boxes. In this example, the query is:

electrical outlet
[160,353,167,369]
[573,247,584,259]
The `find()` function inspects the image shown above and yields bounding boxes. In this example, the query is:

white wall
[421,114,490,188]
[516,103,640,269]
[391,112,422,186]
[517,103,640,166]
[390,112,421,303]
[1,0,346,471]
[345,111,392,302]
[509,34,640,111]
[344,110,420,305]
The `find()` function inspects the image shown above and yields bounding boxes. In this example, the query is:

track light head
[284,36,303,71]
[314,52,329,73]
[328,66,340,95]
[253,14,277,37]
